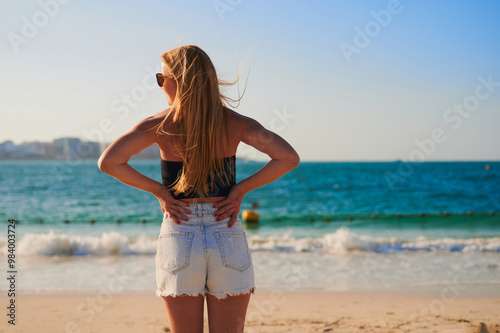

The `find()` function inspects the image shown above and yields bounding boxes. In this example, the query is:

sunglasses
[156,73,167,87]
[156,73,176,87]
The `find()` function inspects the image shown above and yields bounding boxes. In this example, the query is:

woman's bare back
[152,107,247,202]
[153,107,245,161]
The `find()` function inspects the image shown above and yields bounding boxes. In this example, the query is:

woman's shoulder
[225,108,258,130]
[135,108,172,131]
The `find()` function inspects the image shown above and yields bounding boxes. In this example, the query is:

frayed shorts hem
[156,289,206,298]
[155,286,255,299]
[206,285,256,300]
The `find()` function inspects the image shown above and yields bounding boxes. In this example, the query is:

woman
[98,45,300,332]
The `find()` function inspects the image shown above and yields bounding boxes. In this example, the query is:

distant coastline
[0,137,157,161]
[2,138,499,162]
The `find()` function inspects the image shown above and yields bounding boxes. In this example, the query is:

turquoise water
[0,160,499,294]
[1,160,499,225]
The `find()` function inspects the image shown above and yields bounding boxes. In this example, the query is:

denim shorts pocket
[214,231,251,272]
[159,232,194,274]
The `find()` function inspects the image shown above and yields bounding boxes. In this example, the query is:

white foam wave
[1,227,499,256]
[247,226,500,254]
[0,231,157,256]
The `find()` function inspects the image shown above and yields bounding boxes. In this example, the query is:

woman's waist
[167,201,222,218]
[162,210,243,229]
[178,196,226,203]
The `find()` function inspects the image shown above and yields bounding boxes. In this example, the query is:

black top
[161,155,236,199]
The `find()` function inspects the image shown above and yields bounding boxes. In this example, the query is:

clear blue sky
[1,0,499,161]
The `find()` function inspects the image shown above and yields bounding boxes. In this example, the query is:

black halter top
[161,155,236,199]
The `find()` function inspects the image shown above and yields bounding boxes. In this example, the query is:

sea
[1,160,499,296]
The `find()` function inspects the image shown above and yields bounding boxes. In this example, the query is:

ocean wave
[0,231,157,256]
[1,227,499,256]
[248,227,500,253]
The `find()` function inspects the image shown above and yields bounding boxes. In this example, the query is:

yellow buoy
[242,209,259,223]
[485,164,490,171]
[89,219,95,224]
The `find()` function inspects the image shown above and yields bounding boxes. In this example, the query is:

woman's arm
[97,116,191,221]
[213,116,300,226]
[97,117,164,195]
[233,117,300,194]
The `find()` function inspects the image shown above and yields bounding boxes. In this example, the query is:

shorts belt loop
[197,203,202,218]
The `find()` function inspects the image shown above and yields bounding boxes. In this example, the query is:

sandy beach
[2,291,499,333]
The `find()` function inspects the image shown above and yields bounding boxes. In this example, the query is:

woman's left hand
[212,184,246,227]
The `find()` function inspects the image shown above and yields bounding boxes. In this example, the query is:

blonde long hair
[154,45,244,198]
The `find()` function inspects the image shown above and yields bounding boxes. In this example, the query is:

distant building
[0,141,15,158]
[0,140,47,159]
[80,141,101,159]
[20,141,51,158]
[1,141,15,152]
[53,138,101,160]
[53,138,82,160]
[40,141,55,158]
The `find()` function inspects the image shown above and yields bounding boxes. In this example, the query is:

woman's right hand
[212,184,246,228]
[153,186,191,224]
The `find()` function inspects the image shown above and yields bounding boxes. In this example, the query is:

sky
[1,0,499,161]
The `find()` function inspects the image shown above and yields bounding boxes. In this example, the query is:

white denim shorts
[155,202,255,299]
